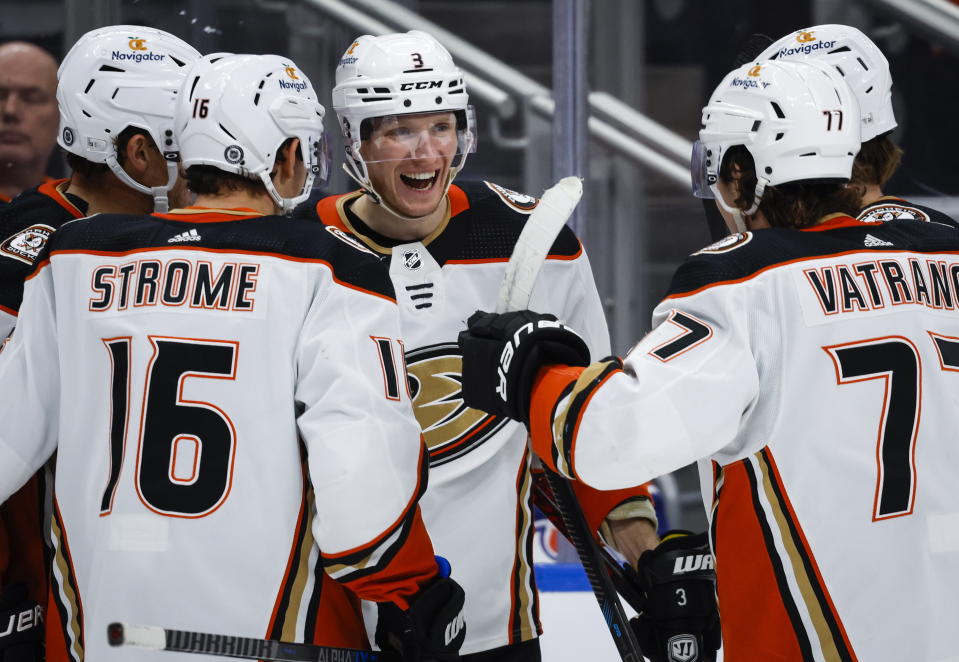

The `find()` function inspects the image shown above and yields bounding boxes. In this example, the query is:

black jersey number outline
[825,333,959,521]
[101,336,238,518]
[648,310,714,362]
[101,337,132,514]
[824,336,921,520]
[371,336,410,401]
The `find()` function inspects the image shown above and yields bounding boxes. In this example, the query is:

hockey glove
[458,310,590,424]
[627,531,720,662]
[375,574,466,661]
[0,584,42,662]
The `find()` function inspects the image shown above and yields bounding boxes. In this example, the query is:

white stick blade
[496,176,584,313]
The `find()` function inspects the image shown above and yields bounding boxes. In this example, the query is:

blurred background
[4,0,958,534]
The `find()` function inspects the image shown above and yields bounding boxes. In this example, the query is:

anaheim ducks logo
[796,30,816,43]
[128,38,148,51]
[405,343,508,466]
[858,204,930,224]
[692,231,752,256]
[485,181,539,214]
[0,224,54,265]
[284,67,299,80]
[747,65,762,77]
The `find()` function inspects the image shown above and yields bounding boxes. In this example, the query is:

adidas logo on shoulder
[168,228,201,243]
[864,234,893,248]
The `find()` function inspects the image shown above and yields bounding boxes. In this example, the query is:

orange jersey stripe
[713,459,810,660]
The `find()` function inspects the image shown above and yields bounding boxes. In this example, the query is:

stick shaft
[493,176,644,661]
[108,623,398,662]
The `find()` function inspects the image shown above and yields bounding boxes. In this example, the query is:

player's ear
[121,132,157,179]
[276,138,299,182]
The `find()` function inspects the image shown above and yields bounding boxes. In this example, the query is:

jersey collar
[152,206,264,223]
[801,213,870,232]
[315,186,470,255]
[39,179,86,218]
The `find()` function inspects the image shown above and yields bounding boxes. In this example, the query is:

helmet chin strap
[260,168,315,215]
[709,178,767,233]
[105,154,178,213]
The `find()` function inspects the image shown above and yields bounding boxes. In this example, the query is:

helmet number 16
[192,98,210,119]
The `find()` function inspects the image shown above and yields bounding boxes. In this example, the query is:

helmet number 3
[822,109,843,131]
[411,52,424,69]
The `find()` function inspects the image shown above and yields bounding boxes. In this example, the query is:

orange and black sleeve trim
[572,482,655,534]
[320,445,437,609]
[528,359,624,480]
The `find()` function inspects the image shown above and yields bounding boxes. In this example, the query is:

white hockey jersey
[0,207,437,661]
[528,214,959,661]
[313,181,656,654]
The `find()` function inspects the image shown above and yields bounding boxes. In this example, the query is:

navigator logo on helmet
[690,59,861,232]
[175,53,329,214]
[758,24,895,142]
[56,25,200,212]
[331,30,476,221]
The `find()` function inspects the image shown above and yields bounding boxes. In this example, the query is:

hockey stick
[494,177,645,661]
[531,473,646,613]
[106,622,399,662]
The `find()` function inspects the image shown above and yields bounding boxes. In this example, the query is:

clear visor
[358,107,476,164]
[308,131,331,186]
[691,139,716,199]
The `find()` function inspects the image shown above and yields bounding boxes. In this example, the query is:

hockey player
[0,42,59,205]
[304,31,664,662]
[460,58,959,660]
[0,52,465,661]
[757,24,959,229]
[0,26,201,662]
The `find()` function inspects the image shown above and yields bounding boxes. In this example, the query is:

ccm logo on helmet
[400,81,443,91]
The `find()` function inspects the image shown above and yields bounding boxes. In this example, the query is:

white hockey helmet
[331,31,475,217]
[175,53,328,214]
[57,25,200,212]
[692,60,861,231]
[758,24,895,142]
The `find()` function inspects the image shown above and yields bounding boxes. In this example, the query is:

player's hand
[375,562,466,661]
[458,310,590,423]
[604,517,659,569]
[0,583,43,662]
[626,531,721,662]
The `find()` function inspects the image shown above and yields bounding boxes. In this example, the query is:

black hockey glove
[0,584,43,662]
[458,310,590,424]
[627,531,720,662]
[375,575,466,661]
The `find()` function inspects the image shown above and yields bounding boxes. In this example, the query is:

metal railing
[857,0,959,56]
[304,0,693,188]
